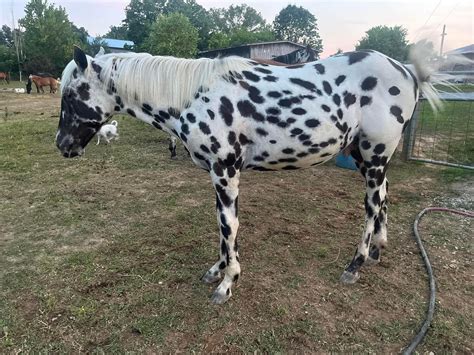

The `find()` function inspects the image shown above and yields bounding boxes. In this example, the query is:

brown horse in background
[0,72,10,84]
[30,75,59,93]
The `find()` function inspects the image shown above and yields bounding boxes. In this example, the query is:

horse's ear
[95,46,105,58]
[74,46,88,71]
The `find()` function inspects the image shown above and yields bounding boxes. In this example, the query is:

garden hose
[403,207,474,354]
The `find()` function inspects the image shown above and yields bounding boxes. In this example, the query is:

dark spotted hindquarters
[182,51,418,176]
[170,50,421,299]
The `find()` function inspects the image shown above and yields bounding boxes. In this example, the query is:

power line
[424,0,461,40]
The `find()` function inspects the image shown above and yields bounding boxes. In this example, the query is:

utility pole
[439,24,447,57]
[11,9,22,82]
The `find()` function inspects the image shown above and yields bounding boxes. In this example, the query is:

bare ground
[0,91,472,352]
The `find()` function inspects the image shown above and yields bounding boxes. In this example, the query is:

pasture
[0,86,472,352]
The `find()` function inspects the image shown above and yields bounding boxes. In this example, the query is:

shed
[442,44,474,82]
[198,41,306,60]
[87,36,135,53]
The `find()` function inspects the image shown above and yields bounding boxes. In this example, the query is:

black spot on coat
[335,75,346,86]
[361,76,378,91]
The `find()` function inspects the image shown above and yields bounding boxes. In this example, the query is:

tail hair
[111,120,118,126]
[408,43,473,112]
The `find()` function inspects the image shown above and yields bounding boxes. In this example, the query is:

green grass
[413,100,473,165]
[434,83,474,93]
[0,96,472,352]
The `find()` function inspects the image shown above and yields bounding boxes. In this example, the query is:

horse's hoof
[170,155,177,160]
[340,270,360,284]
[201,270,221,284]
[364,256,380,267]
[211,288,231,304]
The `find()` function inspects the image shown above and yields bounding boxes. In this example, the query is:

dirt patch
[0,91,60,120]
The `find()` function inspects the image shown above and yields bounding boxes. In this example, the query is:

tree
[19,0,78,75]
[356,25,409,61]
[163,0,211,50]
[85,37,110,57]
[105,25,128,40]
[0,45,16,72]
[0,25,14,47]
[123,0,164,49]
[273,5,323,56]
[210,4,266,33]
[207,4,274,49]
[72,25,89,45]
[208,32,230,50]
[143,13,198,58]
[122,0,210,51]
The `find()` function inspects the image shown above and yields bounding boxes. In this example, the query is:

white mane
[62,52,253,110]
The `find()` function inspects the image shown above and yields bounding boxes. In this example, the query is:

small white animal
[14,88,25,94]
[97,120,119,145]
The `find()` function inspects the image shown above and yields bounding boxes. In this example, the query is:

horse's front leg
[203,166,240,304]
[168,136,177,159]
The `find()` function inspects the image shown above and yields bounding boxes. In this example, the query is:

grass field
[412,99,474,166]
[0,88,473,352]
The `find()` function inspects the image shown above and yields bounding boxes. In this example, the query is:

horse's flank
[30,75,59,93]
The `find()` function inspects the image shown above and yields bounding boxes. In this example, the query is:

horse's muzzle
[62,149,82,158]
[56,136,84,158]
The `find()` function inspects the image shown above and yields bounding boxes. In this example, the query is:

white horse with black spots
[56,45,444,304]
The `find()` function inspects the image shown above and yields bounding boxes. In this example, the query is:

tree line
[0,0,434,78]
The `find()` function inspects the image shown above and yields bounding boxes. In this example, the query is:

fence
[402,93,474,170]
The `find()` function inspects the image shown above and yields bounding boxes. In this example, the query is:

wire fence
[403,94,474,170]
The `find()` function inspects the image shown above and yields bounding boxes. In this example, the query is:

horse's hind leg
[341,136,398,284]
[202,164,241,304]
[366,180,388,266]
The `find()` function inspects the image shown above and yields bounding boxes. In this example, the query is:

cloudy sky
[1,0,472,58]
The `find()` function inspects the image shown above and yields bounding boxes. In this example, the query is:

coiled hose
[403,207,474,354]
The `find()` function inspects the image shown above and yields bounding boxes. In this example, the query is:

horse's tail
[407,44,473,112]
[111,120,118,126]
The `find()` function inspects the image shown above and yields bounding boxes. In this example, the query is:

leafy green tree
[356,25,409,61]
[143,13,198,58]
[0,25,14,47]
[122,0,210,50]
[72,25,89,46]
[208,32,231,50]
[210,4,266,33]
[0,45,16,72]
[207,5,274,49]
[273,5,323,56]
[85,37,110,57]
[105,25,129,40]
[19,0,78,75]
[208,27,276,50]
[123,0,164,49]
[229,28,275,47]
[163,0,211,50]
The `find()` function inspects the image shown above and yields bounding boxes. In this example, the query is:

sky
[1,0,472,58]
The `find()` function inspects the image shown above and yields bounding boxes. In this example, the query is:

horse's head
[56,46,114,158]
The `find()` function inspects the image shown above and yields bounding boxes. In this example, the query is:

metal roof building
[198,41,306,60]
[87,36,135,53]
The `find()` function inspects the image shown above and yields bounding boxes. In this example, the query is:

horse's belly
[244,121,352,170]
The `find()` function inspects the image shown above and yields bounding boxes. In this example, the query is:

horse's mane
[62,52,253,110]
